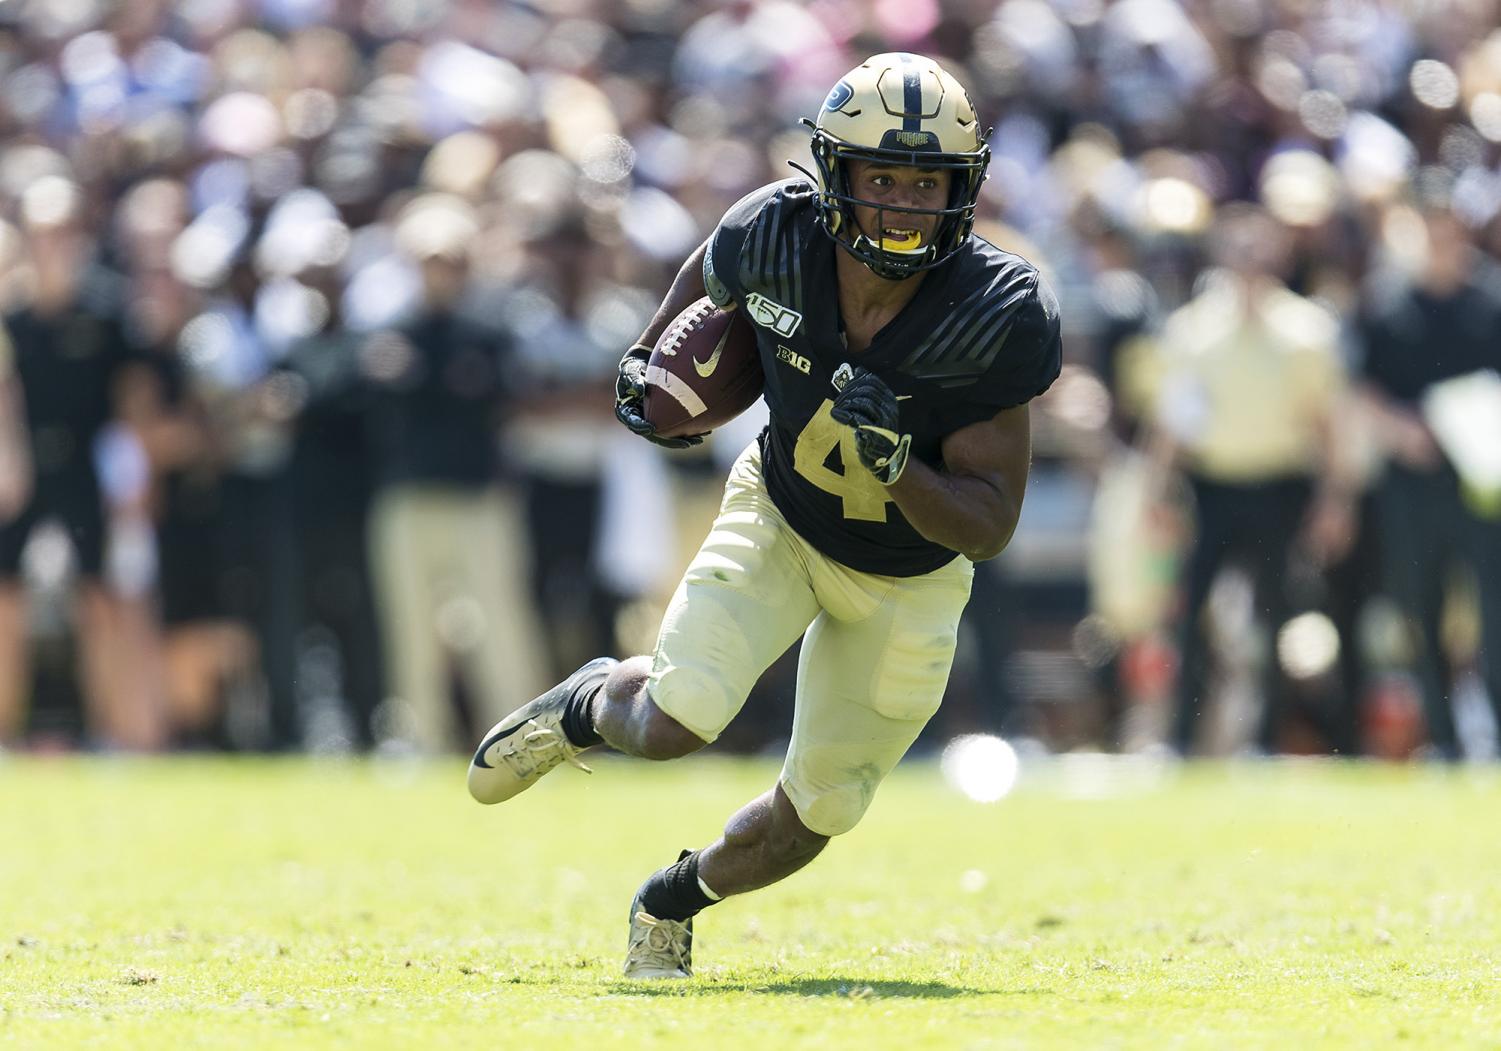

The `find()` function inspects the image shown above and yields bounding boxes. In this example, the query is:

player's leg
[73,580,142,749]
[1171,476,1234,755]
[621,783,826,981]
[75,495,168,751]
[0,580,28,746]
[369,488,449,751]
[1248,479,1310,754]
[621,555,974,979]
[1376,471,1457,758]
[459,485,548,731]
[779,554,974,841]
[691,782,828,894]
[469,442,819,803]
[1465,510,1501,739]
[0,510,33,746]
[589,655,707,760]
[592,519,824,758]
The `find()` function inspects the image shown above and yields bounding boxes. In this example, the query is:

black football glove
[614,346,704,449]
[829,365,912,485]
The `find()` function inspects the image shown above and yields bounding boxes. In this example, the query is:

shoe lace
[498,722,592,778]
[630,912,691,974]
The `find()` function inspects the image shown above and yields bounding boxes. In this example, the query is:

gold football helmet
[803,53,990,279]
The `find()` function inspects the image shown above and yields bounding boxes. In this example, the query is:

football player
[468,53,1061,979]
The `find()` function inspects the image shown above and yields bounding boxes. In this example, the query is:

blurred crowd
[1,0,1499,759]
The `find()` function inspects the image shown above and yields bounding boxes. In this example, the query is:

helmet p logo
[823,80,855,114]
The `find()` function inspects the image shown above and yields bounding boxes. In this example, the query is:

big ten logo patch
[776,345,811,374]
[744,293,803,338]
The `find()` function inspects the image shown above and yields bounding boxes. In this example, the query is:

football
[642,297,764,438]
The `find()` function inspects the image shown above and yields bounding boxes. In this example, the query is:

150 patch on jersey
[744,293,803,338]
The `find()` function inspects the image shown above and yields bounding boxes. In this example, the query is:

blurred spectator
[128,262,263,751]
[364,194,546,753]
[1074,212,1179,748]
[1125,206,1354,756]
[0,176,163,749]
[1356,197,1501,760]
[504,213,650,681]
[278,250,386,751]
[174,252,301,749]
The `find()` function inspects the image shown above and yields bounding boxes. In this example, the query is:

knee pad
[647,662,735,744]
[781,764,882,838]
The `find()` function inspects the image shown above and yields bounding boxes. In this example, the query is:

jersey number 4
[793,400,893,522]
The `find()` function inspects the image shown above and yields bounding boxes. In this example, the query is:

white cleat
[623,906,693,980]
[467,658,615,805]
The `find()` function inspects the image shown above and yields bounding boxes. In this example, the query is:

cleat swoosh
[471,720,531,769]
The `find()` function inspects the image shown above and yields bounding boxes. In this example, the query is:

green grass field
[2,754,1499,1049]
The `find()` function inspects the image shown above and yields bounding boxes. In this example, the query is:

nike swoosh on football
[471,719,532,768]
[693,336,726,378]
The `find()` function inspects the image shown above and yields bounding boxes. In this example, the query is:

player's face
[846,160,951,255]
[420,254,468,306]
[27,222,86,268]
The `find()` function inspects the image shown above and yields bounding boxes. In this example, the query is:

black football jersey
[3,269,133,486]
[703,179,1062,576]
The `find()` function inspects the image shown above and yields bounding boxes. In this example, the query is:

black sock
[638,849,718,922]
[561,674,605,749]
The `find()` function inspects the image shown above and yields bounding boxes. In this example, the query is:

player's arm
[631,239,717,352]
[1352,301,1441,470]
[1355,380,1440,470]
[617,182,781,445]
[889,406,1031,562]
[614,240,715,449]
[872,275,1057,560]
[0,372,31,521]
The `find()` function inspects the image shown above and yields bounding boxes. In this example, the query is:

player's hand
[830,366,911,484]
[0,454,30,521]
[1384,410,1441,470]
[1302,489,1357,567]
[614,348,704,449]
